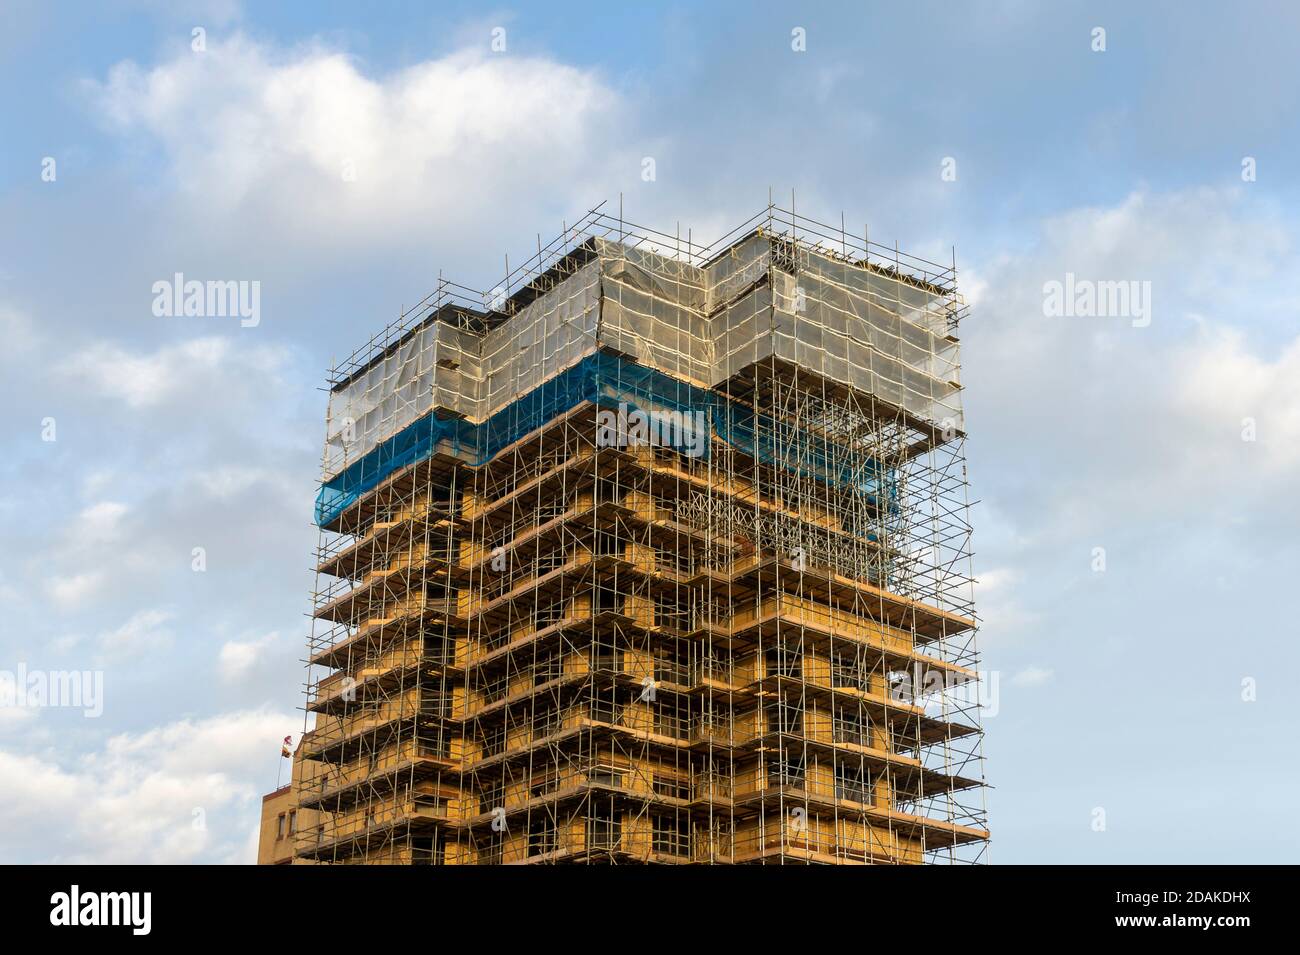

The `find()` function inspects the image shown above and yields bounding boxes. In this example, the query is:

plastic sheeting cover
[315,351,898,527]
[320,232,963,489]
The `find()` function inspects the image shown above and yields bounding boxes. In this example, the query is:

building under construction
[269,203,988,865]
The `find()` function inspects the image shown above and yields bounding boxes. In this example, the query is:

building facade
[256,739,319,864]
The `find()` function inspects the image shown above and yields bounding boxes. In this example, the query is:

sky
[1,0,1297,864]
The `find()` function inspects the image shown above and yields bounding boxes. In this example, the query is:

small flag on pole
[281,734,293,759]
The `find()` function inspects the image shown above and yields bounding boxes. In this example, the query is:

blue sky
[1,0,1297,863]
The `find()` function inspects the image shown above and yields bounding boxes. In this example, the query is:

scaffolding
[292,203,988,865]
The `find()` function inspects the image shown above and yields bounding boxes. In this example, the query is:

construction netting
[317,231,961,525]
[316,351,900,528]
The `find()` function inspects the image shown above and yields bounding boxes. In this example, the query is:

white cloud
[1035,188,1290,289]
[51,633,84,655]
[975,566,1039,639]
[86,36,629,239]
[0,306,38,359]
[1170,322,1300,478]
[218,631,280,682]
[46,571,107,609]
[196,466,292,501]
[99,608,174,658]
[970,186,1300,541]
[0,706,37,729]
[78,501,129,543]
[0,708,296,863]
[58,336,286,410]
[80,469,118,499]
[1011,665,1054,688]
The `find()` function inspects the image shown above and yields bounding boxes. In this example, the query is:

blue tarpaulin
[315,352,897,527]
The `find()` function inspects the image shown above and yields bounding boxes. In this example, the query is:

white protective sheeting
[323,232,965,479]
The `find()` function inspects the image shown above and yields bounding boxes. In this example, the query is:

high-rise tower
[275,205,988,865]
